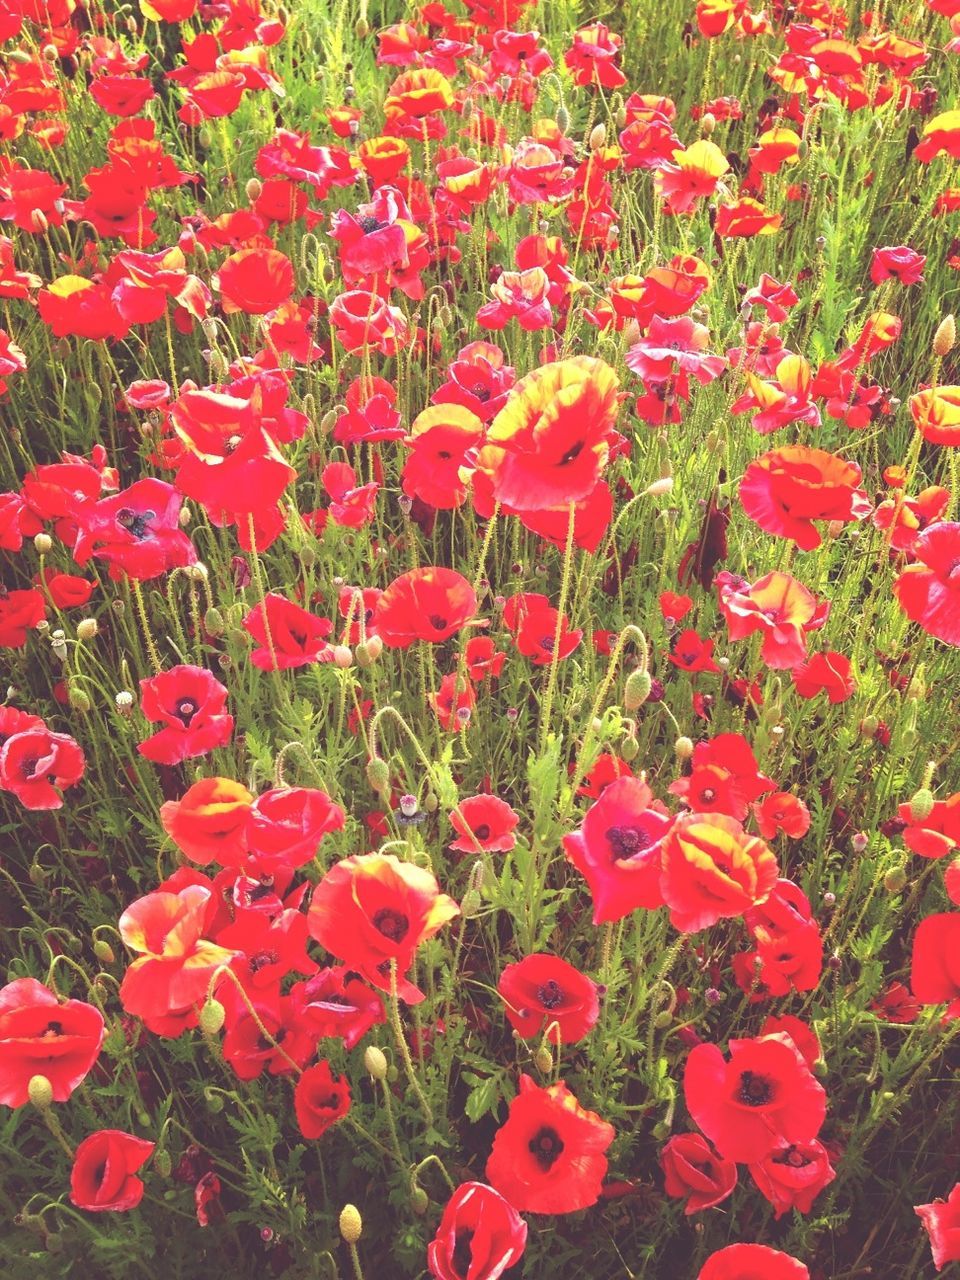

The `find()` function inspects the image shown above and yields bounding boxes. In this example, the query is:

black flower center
[174,697,199,724]
[249,950,279,973]
[451,1229,474,1277]
[372,908,410,942]
[738,1070,774,1106]
[359,215,388,233]
[537,979,564,1009]
[606,825,651,860]
[773,1145,812,1169]
[474,823,491,840]
[529,1125,564,1170]
[116,507,155,539]
[559,440,585,466]
[429,614,448,631]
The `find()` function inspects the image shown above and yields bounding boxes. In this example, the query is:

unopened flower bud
[675,735,694,761]
[851,831,869,854]
[355,16,370,37]
[460,888,482,917]
[365,757,390,793]
[643,477,674,497]
[410,1185,429,1214]
[154,1149,172,1178]
[651,1120,671,1141]
[68,687,91,713]
[363,1045,388,1080]
[909,788,935,822]
[620,734,639,762]
[76,618,98,642]
[204,607,225,636]
[556,105,570,132]
[624,669,652,711]
[934,313,956,358]
[245,178,262,202]
[423,791,439,813]
[199,998,226,1036]
[588,122,607,151]
[339,1204,362,1243]
[860,715,879,739]
[884,866,908,894]
[333,644,354,668]
[93,939,115,965]
[700,112,716,135]
[27,1075,53,1109]
[533,1046,553,1073]
[33,533,52,555]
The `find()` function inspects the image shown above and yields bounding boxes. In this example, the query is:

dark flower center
[429,614,448,630]
[470,382,491,401]
[606,825,651,860]
[19,757,42,780]
[451,1229,474,1277]
[529,1125,565,1170]
[174,697,199,724]
[359,215,388,233]
[773,1145,812,1169]
[559,440,585,466]
[372,908,410,942]
[43,1021,63,1037]
[737,1070,774,1106]
[537,979,564,1009]
[474,823,491,840]
[249,950,279,973]
[116,507,155,539]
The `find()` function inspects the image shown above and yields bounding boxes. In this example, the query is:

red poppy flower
[754,792,811,840]
[668,733,774,821]
[911,913,960,1018]
[669,628,721,673]
[739,446,870,550]
[498,954,599,1044]
[684,1033,827,1162]
[294,1061,351,1140]
[697,1244,810,1279]
[430,671,478,732]
[358,135,410,186]
[34,569,94,609]
[214,244,295,315]
[402,404,484,510]
[449,794,518,854]
[896,792,960,860]
[792,651,856,703]
[916,1182,960,1271]
[375,567,477,648]
[562,775,671,924]
[329,289,411,356]
[0,977,105,1108]
[0,727,84,810]
[477,267,554,332]
[655,140,729,215]
[716,197,783,238]
[222,993,317,1080]
[893,523,960,646]
[871,244,925,286]
[914,109,960,162]
[759,1015,821,1070]
[159,777,254,867]
[242,594,335,670]
[870,981,921,1024]
[427,1181,527,1280]
[216,907,313,1002]
[731,355,820,435]
[659,591,693,622]
[38,275,131,341]
[661,813,779,933]
[137,665,234,765]
[288,966,386,1050]
[659,1133,737,1215]
[717,570,829,669]
[576,752,634,799]
[73,477,196,581]
[246,786,346,873]
[0,588,45,649]
[307,853,459,1003]
[432,341,516,424]
[70,1129,155,1213]
[563,24,625,89]
[474,357,620,512]
[749,1138,835,1219]
[464,636,506,681]
[514,606,582,665]
[119,885,237,1036]
[485,1074,615,1214]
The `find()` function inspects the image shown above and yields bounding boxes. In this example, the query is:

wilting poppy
[659,1133,737,1215]
[485,1074,615,1213]
[498,954,599,1044]
[70,1129,156,1213]
[0,977,105,1108]
[684,1033,827,1162]
[307,853,459,1003]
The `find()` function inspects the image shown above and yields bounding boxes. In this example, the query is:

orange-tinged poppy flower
[215,246,295,315]
[909,387,960,446]
[474,357,620,511]
[660,812,779,933]
[384,68,454,120]
[914,109,960,163]
[402,404,484,510]
[375,566,478,648]
[717,569,829,669]
[159,776,254,867]
[357,135,410,186]
[119,884,238,1033]
[749,128,801,175]
[739,445,871,549]
[307,852,459,1003]
[655,140,729,215]
[715,197,782,238]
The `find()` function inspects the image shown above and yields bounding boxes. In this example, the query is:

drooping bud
[883,866,908,894]
[199,998,226,1036]
[93,939,115,965]
[365,756,390,793]
[533,1045,553,1074]
[588,122,607,151]
[624,669,652,711]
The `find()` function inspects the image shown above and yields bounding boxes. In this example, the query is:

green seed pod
[620,735,640,762]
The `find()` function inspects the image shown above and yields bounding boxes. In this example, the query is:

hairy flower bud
[624,669,652,711]
[199,998,226,1036]
[934,313,956,358]
[909,788,935,822]
[28,1075,53,1109]
[339,1205,362,1243]
[33,533,52,555]
[363,1045,388,1080]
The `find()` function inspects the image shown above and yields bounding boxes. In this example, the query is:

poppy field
[5,0,960,1276]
